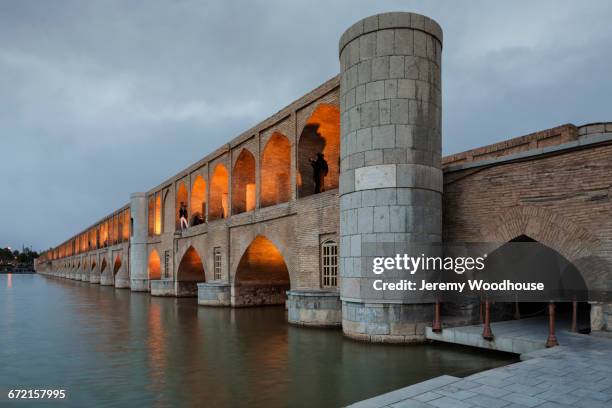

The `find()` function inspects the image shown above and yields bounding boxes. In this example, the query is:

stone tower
[339,12,443,342]
[129,192,149,291]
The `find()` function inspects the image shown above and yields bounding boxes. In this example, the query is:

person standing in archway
[179,202,188,231]
[310,153,328,194]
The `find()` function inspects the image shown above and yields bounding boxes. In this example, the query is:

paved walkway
[349,320,612,408]
[425,317,575,354]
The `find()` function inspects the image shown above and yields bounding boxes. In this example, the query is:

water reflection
[0,275,516,407]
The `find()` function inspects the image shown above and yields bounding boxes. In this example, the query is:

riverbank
[350,324,612,407]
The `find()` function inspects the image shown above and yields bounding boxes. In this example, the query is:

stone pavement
[425,317,575,354]
[349,321,612,407]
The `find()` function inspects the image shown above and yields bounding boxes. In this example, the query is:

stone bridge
[36,12,612,343]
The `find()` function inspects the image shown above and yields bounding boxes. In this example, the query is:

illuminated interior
[209,164,229,221]
[176,246,205,282]
[148,250,161,280]
[232,149,256,215]
[148,197,155,235]
[122,209,130,240]
[155,194,162,235]
[234,235,290,306]
[113,255,122,276]
[298,103,340,197]
[190,175,207,226]
[175,182,188,230]
[101,221,108,247]
[260,133,291,208]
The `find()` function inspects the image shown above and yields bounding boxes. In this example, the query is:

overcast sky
[2,0,611,251]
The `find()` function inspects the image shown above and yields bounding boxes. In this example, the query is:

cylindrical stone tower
[339,12,443,342]
[129,192,149,291]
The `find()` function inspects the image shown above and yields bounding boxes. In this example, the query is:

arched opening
[190,175,206,226]
[91,261,96,271]
[234,236,290,306]
[148,250,161,280]
[175,182,188,230]
[232,149,256,215]
[113,255,122,276]
[486,235,591,332]
[100,258,107,274]
[298,104,340,197]
[155,194,162,235]
[177,246,205,282]
[175,246,205,297]
[260,133,291,208]
[209,164,229,221]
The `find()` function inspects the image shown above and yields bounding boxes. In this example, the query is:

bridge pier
[89,271,100,284]
[197,282,231,306]
[129,192,150,292]
[338,12,443,342]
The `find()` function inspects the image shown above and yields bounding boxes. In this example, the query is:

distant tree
[0,248,14,263]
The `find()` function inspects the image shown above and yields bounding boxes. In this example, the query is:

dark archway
[487,235,591,332]
[298,104,340,197]
[234,236,290,306]
[100,258,107,274]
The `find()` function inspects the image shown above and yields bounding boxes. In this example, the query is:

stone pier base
[100,274,114,286]
[114,277,131,289]
[150,279,174,296]
[232,284,289,306]
[150,280,199,297]
[89,273,100,284]
[197,282,231,306]
[342,301,433,343]
[130,278,149,292]
[287,290,341,327]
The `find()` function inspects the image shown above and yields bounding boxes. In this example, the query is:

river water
[0,274,516,407]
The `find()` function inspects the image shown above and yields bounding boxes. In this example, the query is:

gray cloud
[1,0,611,250]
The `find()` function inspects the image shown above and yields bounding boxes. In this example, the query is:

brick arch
[232,234,291,306]
[148,249,161,280]
[230,228,295,283]
[232,148,257,215]
[176,245,205,282]
[479,205,607,291]
[113,254,122,276]
[260,132,291,207]
[297,103,340,197]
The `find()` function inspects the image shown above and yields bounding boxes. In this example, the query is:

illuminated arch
[232,149,256,215]
[177,246,205,282]
[190,175,207,226]
[298,103,340,197]
[148,250,161,280]
[234,235,290,306]
[175,181,188,230]
[261,133,291,207]
[100,258,107,274]
[209,164,229,221]
[113,255,122,276]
